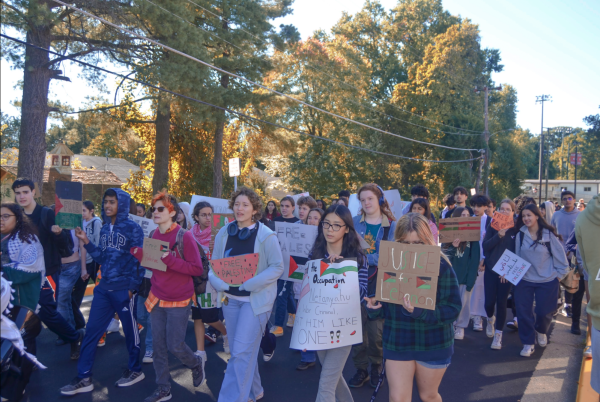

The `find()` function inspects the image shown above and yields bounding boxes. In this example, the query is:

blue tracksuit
[77,188,145,378]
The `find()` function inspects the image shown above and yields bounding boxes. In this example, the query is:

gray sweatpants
[150,303,198,387]
[456,284,472,328]
[316,345,353,402]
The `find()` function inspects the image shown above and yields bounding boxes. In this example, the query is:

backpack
[40,206,74,259]
[518,231,552,257]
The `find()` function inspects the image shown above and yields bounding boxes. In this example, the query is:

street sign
[229,157,240,177]
[570,153,582,166]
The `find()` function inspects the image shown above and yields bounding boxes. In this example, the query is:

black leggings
[571,276,586,323]
[484,270,513,331]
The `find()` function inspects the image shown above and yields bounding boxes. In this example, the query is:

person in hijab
[539,201,555,224]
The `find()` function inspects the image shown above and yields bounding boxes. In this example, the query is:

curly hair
[229,187,263,221]
[1,203,38,243]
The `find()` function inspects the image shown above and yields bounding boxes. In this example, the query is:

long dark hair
[409,198,432,222]
[310,205,365,261]
[516,204,562,243]
[1,203,38,243]
[264,200,280,217]
[83,200,96,217]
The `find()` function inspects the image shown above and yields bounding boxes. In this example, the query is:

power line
[59,97,152,114]
[1,33,481,164]
[51,0,482,153]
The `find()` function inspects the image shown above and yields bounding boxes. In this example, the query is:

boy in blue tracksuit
[60,188,145,396]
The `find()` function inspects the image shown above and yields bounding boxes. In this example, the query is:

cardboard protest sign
[190,195,233,215]
[210,253,259,287]
[55,181,82,229]
[348,189,403,220]
[141,238,170,271]
[275,222,318,282]
[290,258,362,350]
[492,249,532,285]
[375,241,441,310]
[438,216,481,243]
[129,214,158,238]
[490,211,515,231]
[211,214,235,238]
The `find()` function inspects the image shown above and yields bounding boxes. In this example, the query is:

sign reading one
[210,253,259,286]
[290,258,362,350]
[490,211,515,231]
[275,222,318,282]
[229,157,241,177]
[141,238,170,271]
[375,241,441,310]
[55,181,83,229]
[491,249,532,285]
[438,217,481,243]
[129,214,158,238]
[570,153,582,166]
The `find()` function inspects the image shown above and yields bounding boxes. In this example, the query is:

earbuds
[376,185,385,206]
[227,220,258,240]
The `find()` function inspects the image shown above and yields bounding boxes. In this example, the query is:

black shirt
[273,216,300,224]
[224,224,259,298]
[26,204,62,276]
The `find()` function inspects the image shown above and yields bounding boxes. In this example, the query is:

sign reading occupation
[438,216,481,243]
[491,249,532,285]
[141,238,170,271]
[275,222,318,282]
[490,211,515,231]
[129,214,158,238]
[375,241,441,310]
[55,181,83,229]
[290,258,362,351]
[210,253,259,286]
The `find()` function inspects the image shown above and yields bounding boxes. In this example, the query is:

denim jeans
[138,296,153,352]
[301,350,317,363]
[220,298,269,402]
[273,279,296,327]
[57,261,82,328]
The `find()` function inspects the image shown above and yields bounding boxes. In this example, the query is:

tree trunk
[17,25,52,197]
[212,73,230,198]
[152,98,171,194]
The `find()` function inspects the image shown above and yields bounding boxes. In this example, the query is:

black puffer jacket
[482,221,518,272]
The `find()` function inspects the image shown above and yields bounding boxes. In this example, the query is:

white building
[521,179,600,203]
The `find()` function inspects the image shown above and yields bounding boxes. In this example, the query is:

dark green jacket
[447,241,480,291]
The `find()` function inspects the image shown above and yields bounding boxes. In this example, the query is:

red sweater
[131,225,203,302]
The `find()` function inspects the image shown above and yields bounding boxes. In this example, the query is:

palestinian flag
[160,245,170,253]
[289,255,308,280]
[383,272,396,283]
[416,276,432,290]
[320,260,358,277]
[439,218,480,233]
[55,181,82,230]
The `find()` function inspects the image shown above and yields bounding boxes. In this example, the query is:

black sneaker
[55,337,67,346]
[70,328,86,360]
[204,331,218,344]
[370,365,382,388]
[191,355,205,387]
[60,376,93,395]
[115,370,145,387]
[571,322,582,335]
[565,305,573,318]
[347,369,369,388]
[144,386,172,402]
[296,361,316,370]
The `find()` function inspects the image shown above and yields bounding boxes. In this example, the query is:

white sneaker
[491,332,502,350]
[194,350,207,377]
[107,318,120,333]
[520,344,535,357]
[454,327,464,340]
[223,335,230,354]
[584,345,593,358]
[486,316,496,338]
[142,351,153,363]
[473,316,483,331]
[537,332,548,347]
[506,317,518,331]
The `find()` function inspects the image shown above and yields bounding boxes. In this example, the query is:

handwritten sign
[55,181,82,229]
[290,258,362,350]
[438,216,481,243]
[141,238,170,271]
[275,222,318,282]
[212,214,235,239]
[210,253,259,287]
[375,241,441,310]
[492,250,532,285]
[129,214,158,238]
[348,189,403,220]
[491,211,515,231]
[190,195,232,215]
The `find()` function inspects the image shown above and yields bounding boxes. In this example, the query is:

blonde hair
[357,183,396,222]
[394,213,450,265]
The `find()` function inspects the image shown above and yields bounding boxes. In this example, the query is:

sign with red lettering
[490,211,515,231]
[210,253,259,287]
[141,238,170,271]
[375,241,441,310]
[438,217,481,243]
[570,153,582,166]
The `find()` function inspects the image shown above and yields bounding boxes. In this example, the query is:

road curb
[577,332,599,402]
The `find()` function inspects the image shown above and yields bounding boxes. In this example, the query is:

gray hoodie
[515,226,569,283]
[550,207,579,254]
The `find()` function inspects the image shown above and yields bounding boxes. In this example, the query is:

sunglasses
[151,206,167,213]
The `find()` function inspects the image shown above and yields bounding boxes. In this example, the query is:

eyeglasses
[562,197,573,201]
[399,241,425,245]
[151,206,166,213]
[199,213,212,218]
[0,214,15,221]
[321,221,346,232]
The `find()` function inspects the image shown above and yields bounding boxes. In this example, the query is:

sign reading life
[375,241,441,310]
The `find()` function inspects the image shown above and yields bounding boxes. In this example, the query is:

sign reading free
[375,241,441,310]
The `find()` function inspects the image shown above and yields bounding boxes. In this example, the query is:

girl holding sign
[308,204,368,402]
[514,204,568,357]
[208,187,284,402]
[364,213,461,402]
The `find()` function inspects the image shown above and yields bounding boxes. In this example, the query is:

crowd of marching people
[1,176,599,402]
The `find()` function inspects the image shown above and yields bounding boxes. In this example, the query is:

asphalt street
[22,298,582,402]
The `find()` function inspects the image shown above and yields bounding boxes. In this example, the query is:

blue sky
[2,0,599,134]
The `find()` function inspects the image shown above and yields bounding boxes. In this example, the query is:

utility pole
[545,128,550,200]
[536,95,552,205]
[574,140,579,200]
[475,85,502,196]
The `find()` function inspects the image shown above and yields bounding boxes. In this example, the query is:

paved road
[22,298,582,402]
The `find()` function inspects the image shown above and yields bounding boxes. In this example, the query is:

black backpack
[518,231,553,257]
